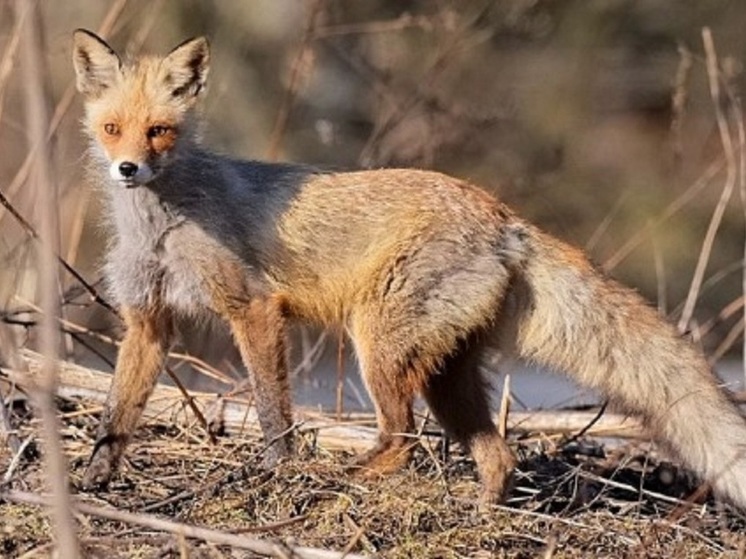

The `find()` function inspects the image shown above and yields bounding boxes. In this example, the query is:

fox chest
[106,249,206,317]
[105,226,241,316]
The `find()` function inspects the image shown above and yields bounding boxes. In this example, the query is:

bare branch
[2,490,367,559]
[677,28,739,333]
[14,1,80,556]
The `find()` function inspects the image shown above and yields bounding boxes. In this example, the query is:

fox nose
[118,161,138,178]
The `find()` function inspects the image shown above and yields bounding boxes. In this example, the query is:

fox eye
[103,123,119,135]
[147,125,170,138]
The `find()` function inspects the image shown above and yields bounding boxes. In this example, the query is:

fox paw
[259,438,294,470]
[81,455,114,491]
[348,442,414,478]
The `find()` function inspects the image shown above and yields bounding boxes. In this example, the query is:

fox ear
[159,37,210,103]
[72,29,122,97]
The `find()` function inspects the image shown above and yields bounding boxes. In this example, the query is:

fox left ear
[72,29,122,97]
[159,37,210,103]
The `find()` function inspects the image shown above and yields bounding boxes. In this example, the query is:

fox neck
[96,143,207,243]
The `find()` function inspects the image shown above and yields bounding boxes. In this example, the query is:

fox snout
[99,122,180,186]
[99,122,178,186]
[109,159,155,186]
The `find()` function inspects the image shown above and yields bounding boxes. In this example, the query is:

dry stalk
[231,514,309,534]
[709,319,745,365]
[584,193,629,253]
[336,328,345,421]
[541,535,558,559]
[312,13,434,39]
[677,28,738,333]
[0,3,23,126]
[651,226,667,315]
[670,43,693,169]
[497,373,511,439]
[266,0,325,161]
[0,391,20,456]
[341,513,373,555]
[699,294,745,338]
[15,1,80,556]
[164,363,218,445]
[0,322,24,455]
[603,155,725,271]
[291,330,328,379]
[3,435,34,483]
[728,76,746,385]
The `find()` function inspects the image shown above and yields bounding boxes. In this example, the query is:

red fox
[72,29,746,507]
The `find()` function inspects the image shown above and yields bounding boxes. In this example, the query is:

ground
[1,396,745,558]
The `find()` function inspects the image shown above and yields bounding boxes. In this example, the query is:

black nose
[118,161,138,178]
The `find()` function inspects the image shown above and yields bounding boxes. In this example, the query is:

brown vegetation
[2,1,746,557]
[2,347,746,557]
[1,374,745,557]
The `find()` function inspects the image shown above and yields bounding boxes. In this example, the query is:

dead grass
[1,8,746,558]
[2,395,745,558]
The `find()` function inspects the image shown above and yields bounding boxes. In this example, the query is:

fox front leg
[82,307,172,489]
[227,295,294,466]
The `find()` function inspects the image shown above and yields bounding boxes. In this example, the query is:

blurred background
[1,0,746,408]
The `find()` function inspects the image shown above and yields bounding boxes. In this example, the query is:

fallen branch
[3,351,647,449]
[1,490,367,559]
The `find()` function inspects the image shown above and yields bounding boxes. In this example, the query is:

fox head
[72,30,209,187]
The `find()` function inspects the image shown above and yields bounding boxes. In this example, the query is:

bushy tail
[511,224,746,507]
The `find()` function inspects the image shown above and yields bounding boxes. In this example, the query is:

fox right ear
[158,36,210,103]
[72,29,122,97]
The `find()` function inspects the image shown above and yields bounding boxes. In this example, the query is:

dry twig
[2,490,367,559]
[266,0,325,161]
[15,2,80,556]
[677,28,739,333]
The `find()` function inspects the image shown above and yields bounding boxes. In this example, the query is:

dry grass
[3,3,746,558]
[2,394,745,558]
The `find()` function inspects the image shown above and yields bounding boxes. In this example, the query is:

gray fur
[92,146,316,316]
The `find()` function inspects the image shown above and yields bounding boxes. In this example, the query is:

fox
[72,28,746,508]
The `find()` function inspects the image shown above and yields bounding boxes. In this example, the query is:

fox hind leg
[348,321,514,504]
[346,242,515,485]
[352,355,418,475]
[423,336,515,504]
[348,322,419,476]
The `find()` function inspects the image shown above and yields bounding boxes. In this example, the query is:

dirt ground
[1,395,746,559]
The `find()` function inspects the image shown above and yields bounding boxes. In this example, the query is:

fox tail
[507,224,746,507]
